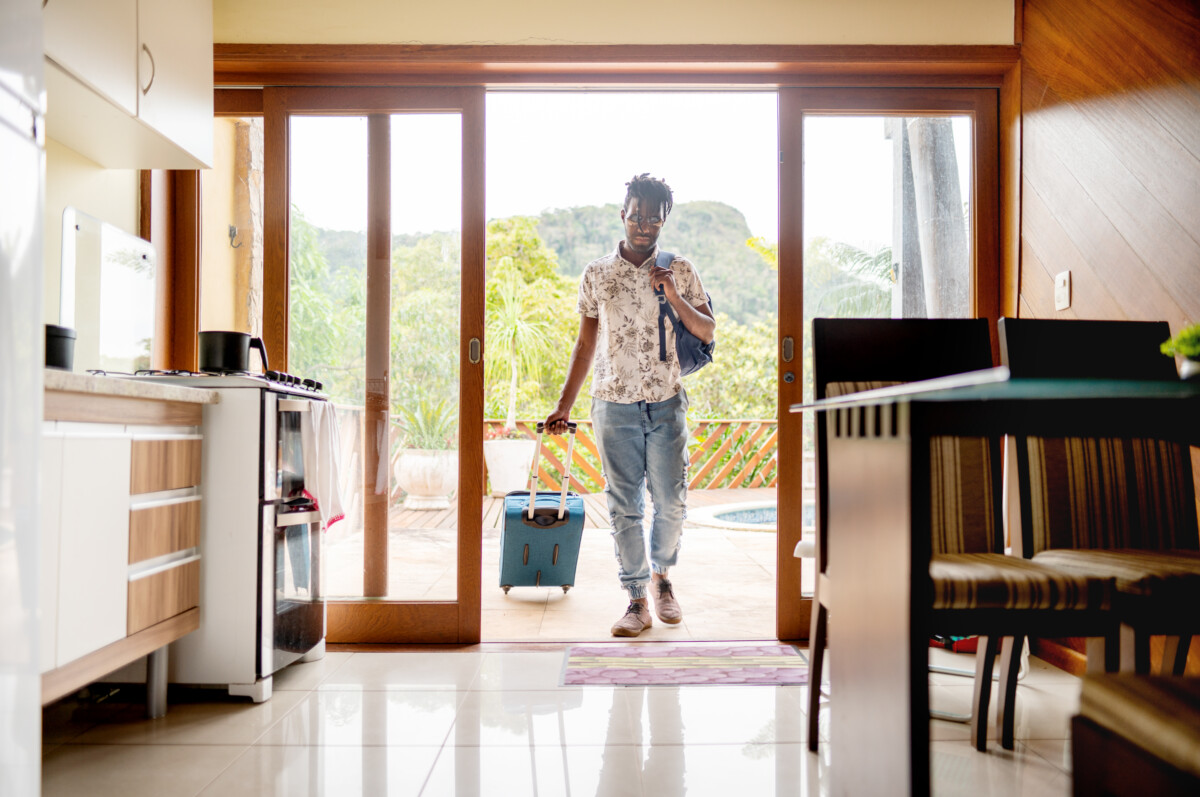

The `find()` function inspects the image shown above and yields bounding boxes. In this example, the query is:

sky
[288,92,971,251]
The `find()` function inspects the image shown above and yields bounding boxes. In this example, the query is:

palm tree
[485,256,553,430]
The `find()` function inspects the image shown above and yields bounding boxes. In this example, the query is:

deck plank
[389,488,775,532]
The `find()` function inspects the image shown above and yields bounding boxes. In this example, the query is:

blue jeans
[591,391,689,599]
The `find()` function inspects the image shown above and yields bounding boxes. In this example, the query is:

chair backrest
[998,317,1199,553]
[997,317,1178,381]
[812,318,999,561]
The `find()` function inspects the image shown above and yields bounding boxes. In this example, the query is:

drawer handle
[129,551,200,581]
[277,509,320,528]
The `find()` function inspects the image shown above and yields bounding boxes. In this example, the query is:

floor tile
[637,742,818,797]
[635,686,808,745]
[929,740,1072,797]
[422,744,645,797]
[452,688,635,747]
[317,651,485,691]
[69,689,306,746]
[42,743,248,797]
[271,652,355,692]
[197,744,441,796]
[474,650,571,690]
[257,690,462,747]
[928,680,1079,743]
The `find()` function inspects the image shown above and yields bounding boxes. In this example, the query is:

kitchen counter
[45,369,219,405]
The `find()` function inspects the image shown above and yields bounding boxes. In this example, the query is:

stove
[92,368,326,397]
[100,366,330,702]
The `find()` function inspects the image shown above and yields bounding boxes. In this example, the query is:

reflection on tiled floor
[42,645,1080,796]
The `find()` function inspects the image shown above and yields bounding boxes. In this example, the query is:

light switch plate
[1054,271,1071,311]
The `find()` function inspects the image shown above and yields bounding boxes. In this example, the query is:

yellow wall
[214,0,1015,45]
[200,119,240,332]
[43,139,139,325]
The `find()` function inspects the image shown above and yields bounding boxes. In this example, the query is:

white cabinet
[43,0,213,169]
[43,0,138,117]
[39,430,64,673]
[53,430,132,667]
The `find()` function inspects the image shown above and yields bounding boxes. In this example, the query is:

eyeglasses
[626,213,664,227]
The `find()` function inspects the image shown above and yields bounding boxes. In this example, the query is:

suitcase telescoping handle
[529,421,578,521]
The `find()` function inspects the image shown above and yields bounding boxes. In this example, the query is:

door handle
[469,337,481,364]
[782,336,794,363]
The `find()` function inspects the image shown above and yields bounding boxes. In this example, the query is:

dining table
[789,365,1200,796]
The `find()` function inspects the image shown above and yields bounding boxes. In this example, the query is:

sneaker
[611,600,652,637]
[653,578,683,624]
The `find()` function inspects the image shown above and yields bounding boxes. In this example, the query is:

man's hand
[649,264,679,300]
[544,406,571,436]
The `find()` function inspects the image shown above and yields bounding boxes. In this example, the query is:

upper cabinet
[43,0,213,169]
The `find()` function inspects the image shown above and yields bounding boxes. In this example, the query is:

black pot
[198,331,270,374]
[45,324,76,370]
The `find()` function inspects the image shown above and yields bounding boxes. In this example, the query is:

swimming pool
[688,501,778,532]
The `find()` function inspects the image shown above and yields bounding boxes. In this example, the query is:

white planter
[393,449,458,510]
[484,438,538,497]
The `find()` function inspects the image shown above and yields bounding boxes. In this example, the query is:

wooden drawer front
[130,439,202,494]
[129,499,201,564]
[128,560,200,634]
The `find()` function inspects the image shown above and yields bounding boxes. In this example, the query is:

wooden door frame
[156,44,1018,643]
[199,86,486,643]
[776,86,1003,640]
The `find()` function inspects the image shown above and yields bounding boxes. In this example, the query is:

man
[545,174,715,637]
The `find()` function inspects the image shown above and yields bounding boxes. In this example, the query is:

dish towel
[301,400,346,530]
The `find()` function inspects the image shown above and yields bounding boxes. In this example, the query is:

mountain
[310,200,777,326]
[536,200,776,325]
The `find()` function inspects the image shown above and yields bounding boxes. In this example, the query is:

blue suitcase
[499,422,584,594]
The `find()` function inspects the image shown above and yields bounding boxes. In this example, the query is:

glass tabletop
[789,366,1200,412]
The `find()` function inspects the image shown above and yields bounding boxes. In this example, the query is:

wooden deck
[389,487,777,531]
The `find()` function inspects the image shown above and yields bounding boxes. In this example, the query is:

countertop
[44,369,220,405]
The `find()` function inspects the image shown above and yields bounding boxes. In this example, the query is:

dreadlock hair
[624,173,674,219]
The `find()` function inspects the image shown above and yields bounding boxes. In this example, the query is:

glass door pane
[286,115,369,599]
[799,113,972,595]
[388,113,462,600]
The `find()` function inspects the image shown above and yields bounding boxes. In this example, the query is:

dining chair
[999,317,1200,676]
[807,317,1113,752]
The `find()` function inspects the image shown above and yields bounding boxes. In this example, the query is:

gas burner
[135,369,205,377]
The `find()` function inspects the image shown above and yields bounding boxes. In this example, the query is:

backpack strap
[654,251,675,363]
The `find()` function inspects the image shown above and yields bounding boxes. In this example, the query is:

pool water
[714,506,778,525]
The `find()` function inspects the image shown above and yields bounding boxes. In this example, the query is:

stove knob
[303,378,317,390]
[314,380,324,392]
[266,370,283,382]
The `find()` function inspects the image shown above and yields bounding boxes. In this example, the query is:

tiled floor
[41,645,1081,795]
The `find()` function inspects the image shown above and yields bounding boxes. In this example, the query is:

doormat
[561,644,808,686]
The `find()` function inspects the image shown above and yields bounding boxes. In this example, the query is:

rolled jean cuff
[651,564,670,576]
[626,583,648,600]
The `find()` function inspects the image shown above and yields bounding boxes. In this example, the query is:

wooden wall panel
[1019,0,1200,337]
[1020,0,1200,669]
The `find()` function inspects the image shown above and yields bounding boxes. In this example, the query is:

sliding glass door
[775,88,999,639]
[265,87,485,643]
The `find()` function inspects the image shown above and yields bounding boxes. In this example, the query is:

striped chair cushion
[1025,436,1199,552]
[1080,674,1200,780]
[1033,548,1200,601]
[931,553,1106,610]
[827,381,996,555]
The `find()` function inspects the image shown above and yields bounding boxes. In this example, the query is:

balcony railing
[485,418,779,494]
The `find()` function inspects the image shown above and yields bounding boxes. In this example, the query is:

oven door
[259,505,325,677]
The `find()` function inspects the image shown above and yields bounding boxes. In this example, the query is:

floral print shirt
[578,245,710,404]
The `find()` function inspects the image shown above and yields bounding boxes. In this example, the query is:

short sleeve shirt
[577,245,710,404]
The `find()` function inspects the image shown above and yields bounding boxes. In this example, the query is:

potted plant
[483,423,538,497]
[484,258,552,496]
[392,398,458,510]
[1161,322,1200,380]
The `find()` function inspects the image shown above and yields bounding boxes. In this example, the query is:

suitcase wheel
[562,585,570,593]
[502,585,511,595]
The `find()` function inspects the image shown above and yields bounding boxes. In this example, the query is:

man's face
[621,197,666,257]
